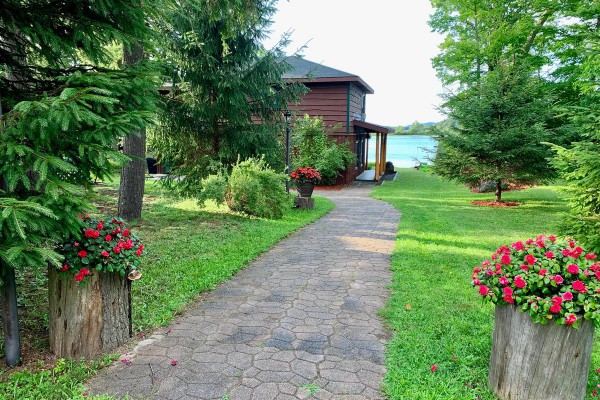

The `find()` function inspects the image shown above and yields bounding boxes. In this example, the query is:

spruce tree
[0,0,159,366]
[151,0,306,197]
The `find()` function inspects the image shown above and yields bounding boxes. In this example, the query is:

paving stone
[85,183,399,400]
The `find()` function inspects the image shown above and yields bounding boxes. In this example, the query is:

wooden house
[283,57,390,184]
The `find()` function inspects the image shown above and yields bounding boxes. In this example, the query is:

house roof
[283,57,374,94]
[353,120,390,134]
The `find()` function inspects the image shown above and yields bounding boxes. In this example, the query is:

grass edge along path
[0,181,334,400]
[372,169,600,399]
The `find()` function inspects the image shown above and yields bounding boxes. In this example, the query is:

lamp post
[284,111,291,194]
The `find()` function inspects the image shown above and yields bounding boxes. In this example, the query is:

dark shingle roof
[282,56,358,79]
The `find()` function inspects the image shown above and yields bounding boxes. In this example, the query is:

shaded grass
[0,178,334,399]
[372,169,600,399]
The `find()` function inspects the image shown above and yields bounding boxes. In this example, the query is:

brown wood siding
[288,83,349,134]
[329,133,359,185]
[349,83,365,123]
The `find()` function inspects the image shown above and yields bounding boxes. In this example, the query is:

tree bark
[48,268,131,359]
[489,305,594,400]
[118,43,146,220]
[1,265,21,366]
[495,179,502,202]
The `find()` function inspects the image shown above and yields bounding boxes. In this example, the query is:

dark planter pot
[297,182,315,198]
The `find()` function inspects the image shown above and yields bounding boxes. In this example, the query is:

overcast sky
[263,0,446,127]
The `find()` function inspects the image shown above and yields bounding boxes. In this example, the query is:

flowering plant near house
[56,216,145,283]
[472,235,599,328]
[290,166,322,185]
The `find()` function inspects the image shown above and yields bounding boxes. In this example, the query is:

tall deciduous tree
[429,0,570,201]
[151,0,306,197]
[0,0,159,366]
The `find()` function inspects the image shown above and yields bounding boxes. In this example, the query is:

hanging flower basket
[472,235,598,400]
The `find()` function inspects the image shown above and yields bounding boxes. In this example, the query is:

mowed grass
[0,178,334,399]
[372,169,600,399]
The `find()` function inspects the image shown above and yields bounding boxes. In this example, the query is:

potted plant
[48,215,145,359]
[290,166,321,198]
[472,235,599,400]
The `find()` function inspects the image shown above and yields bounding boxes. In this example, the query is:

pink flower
[101,250,110,258]
[491,254,498,260]
[430,364,437,372]
[562,248,572,257]
[113,246,121,254]
[539,269,547,276]
[525,254,536,265]
[171,360,178,366]
[586,253,597,260]
[545,251,555,259]
[499,276,509,286]
[573,247,583,257]
[526,238,534,245]
[572,280,587,294]
[501,254,511,265]
[503,287,513,297]
[514,276,526,289]
[567,264,580,274]
[512,241,525,251]
[80,268,91,276]
[472,279,481,286]
[503,296,515,304]
[553,275,564,284]
[549,304,561,314]
[552,296,563,305]
[565,314,577,325]
[485,269,494,277]
[479,285,490,296]
[520,264,530,271]
[562,292,573,301]
[105,234,113,242]
[549,235,556,243]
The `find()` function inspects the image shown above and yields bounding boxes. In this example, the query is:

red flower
[105,234,113,242]
[472,279,481,286]
[139,244,144,251]
[77,250,87,258]
[124,239,133,250]
[500,254,511,265]
[549,304,561,314]
[479,285,490,296]
[171,360,178,366]
[74,273,84,282]
[113,246,121,254]
[503,287,513,297]
[503,296,515,304]
[562,292,573,301]
[60,265,69,271]
[572,280,587,293]
[430,364,437,372]
[499,276,509,286]
[526,238,534,245]
[549,235,556,243]
[123,229,131,237]
[545,251,555,259]
[573,247,583,257]
[553,275,564,284]
[520,264,529,271]
[539,269,547,276]
[136,249,143,256]
[80,268,91,276]
[101,251,110,258]
[552,296,563,305]
[565,314,577,325]
[567,264,580,274]
[512,241,525,251]
[525,254,536,265]
[514,276,526,289]
[586,253,597,260]
[97,221,104,230]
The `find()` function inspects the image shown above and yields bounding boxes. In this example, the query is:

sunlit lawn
[373,169,600,399]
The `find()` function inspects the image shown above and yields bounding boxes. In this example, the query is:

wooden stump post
[294,197,315,210]
[489,305,594,400]
[48,268,131,359]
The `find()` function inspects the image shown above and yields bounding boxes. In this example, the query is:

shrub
[224,157,289,219]
[293,115,355,185]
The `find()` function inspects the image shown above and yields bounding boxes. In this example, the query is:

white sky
[264,0,446,127]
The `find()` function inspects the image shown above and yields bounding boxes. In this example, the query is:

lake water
[368,135,437,168]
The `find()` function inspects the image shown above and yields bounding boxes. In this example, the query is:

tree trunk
[495,179,502,202]
[1,265,21,366]
[489,305,594,400]
[118,43,146,220]
[48,268,131,359]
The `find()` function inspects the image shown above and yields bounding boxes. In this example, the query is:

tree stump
[489,305,594,400]
[48,268,131,359]
[294,197,315,210]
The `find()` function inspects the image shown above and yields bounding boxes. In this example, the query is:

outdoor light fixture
[284,111,291,194]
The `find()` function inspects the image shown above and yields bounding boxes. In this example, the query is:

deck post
[374,132,380,181]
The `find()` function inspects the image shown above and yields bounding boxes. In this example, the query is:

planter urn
[296,182,315,198]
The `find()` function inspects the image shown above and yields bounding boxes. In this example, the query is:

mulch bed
[472,200,520,207]
[314,184,347,191]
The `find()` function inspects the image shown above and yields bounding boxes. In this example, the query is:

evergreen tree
[151,0,306,197]
[429,0,572,201]
[0,0,159,366]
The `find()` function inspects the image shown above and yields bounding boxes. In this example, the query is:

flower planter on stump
[294,182,315,210]
[489,305,594,400]
[296,182,315,198]
[48,267,132,359]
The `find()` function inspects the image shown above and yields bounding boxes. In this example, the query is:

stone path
[87,182,400,400]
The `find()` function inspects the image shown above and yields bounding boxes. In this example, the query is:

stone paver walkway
[87,182,400,400]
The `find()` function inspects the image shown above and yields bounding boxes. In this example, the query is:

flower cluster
[57,216,145,283]
[473,235,600,328]
[290,167,322,184]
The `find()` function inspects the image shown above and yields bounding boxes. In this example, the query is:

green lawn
[0,179,334,399]
[372,169,600,399]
